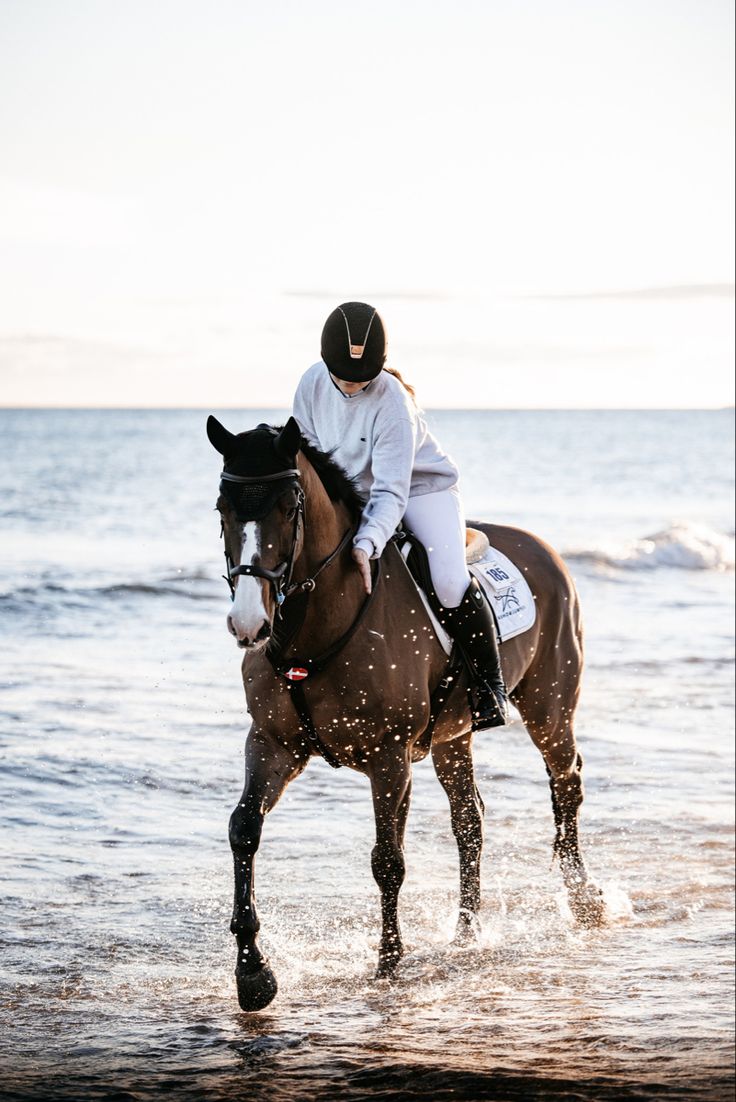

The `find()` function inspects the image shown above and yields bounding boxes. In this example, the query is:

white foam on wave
[566,522,735,573]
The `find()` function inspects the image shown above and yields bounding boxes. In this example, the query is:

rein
[219,460,372,769]
[265,558,381,769]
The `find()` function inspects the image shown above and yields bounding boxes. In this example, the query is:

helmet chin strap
[328,372,372,396]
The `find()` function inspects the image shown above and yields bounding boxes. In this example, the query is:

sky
[0,0,733,408]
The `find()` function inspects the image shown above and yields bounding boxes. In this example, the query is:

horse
[206,415,604,1012]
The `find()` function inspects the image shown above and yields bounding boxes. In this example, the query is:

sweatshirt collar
[327,371,374,400]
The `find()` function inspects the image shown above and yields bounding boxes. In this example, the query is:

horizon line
[1,405,734,414]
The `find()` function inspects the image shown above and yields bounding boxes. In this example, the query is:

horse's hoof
[375,950,402,980]
[569,881,606,928]
[453,910,482,946]
[235,963,278,1011]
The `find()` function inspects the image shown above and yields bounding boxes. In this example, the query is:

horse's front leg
[367,748,412,978]
[229,727,304,1011]
[431,734,484,942]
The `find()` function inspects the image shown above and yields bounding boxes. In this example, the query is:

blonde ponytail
[382,366,417,404]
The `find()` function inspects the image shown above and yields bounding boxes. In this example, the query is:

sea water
[0,408,733,1100]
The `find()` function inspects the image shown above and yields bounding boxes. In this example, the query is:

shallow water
[0,409,734,1100]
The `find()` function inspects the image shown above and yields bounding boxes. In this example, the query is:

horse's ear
[206,415,236,456]
[274,417,302,462]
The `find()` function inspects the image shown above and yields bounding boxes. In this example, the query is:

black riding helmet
[320,301,387,383]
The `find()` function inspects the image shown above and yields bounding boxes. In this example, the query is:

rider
[292,301,508,729]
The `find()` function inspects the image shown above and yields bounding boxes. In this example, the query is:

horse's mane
[297,436,365,519]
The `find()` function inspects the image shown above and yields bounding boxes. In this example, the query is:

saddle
[397,527,536,647]
[397,526,491,623]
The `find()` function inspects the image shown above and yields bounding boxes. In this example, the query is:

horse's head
[207,415,303,649]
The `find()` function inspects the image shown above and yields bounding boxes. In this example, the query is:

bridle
[219,466,353,613]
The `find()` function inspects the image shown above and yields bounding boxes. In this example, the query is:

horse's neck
[292,460,364,652]
[297,461,348,572]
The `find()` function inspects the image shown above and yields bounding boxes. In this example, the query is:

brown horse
[207,415,603,1012]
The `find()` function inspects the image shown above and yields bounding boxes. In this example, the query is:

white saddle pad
[469,546,536,641]
[401,535,536,655]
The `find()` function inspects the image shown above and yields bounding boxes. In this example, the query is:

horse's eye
[285,506,298,521]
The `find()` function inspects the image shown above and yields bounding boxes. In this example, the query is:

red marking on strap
[284,667,309,681]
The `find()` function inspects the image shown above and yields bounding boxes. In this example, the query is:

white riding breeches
[403,485,470,609]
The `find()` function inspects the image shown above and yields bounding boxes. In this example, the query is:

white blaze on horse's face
[227,521,271,649]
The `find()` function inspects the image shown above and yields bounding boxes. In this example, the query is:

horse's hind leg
[513,685,604,927]
[431,734,484,942]
[367,748,412,977]
[229,727,305,1011]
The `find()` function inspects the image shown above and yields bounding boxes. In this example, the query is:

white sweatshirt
[292,362,459,559]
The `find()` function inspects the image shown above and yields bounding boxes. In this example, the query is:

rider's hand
[351,546,372,595]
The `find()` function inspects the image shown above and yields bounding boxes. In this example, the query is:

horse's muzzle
[227,614,271,649]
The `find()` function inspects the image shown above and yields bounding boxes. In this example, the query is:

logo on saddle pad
[496,587,522,613]
[284,667,309,681]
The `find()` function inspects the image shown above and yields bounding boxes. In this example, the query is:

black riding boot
[441,578,509,730]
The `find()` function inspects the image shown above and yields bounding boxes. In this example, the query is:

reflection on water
[0,410,733,1100]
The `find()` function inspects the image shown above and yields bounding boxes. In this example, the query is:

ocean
[0,407,733,1101]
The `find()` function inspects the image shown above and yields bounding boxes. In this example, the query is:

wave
[0,525,732,618]
[0,570,224,611]
[565,523,735,573]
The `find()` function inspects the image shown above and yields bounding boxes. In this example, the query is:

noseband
[219,467,353,611]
